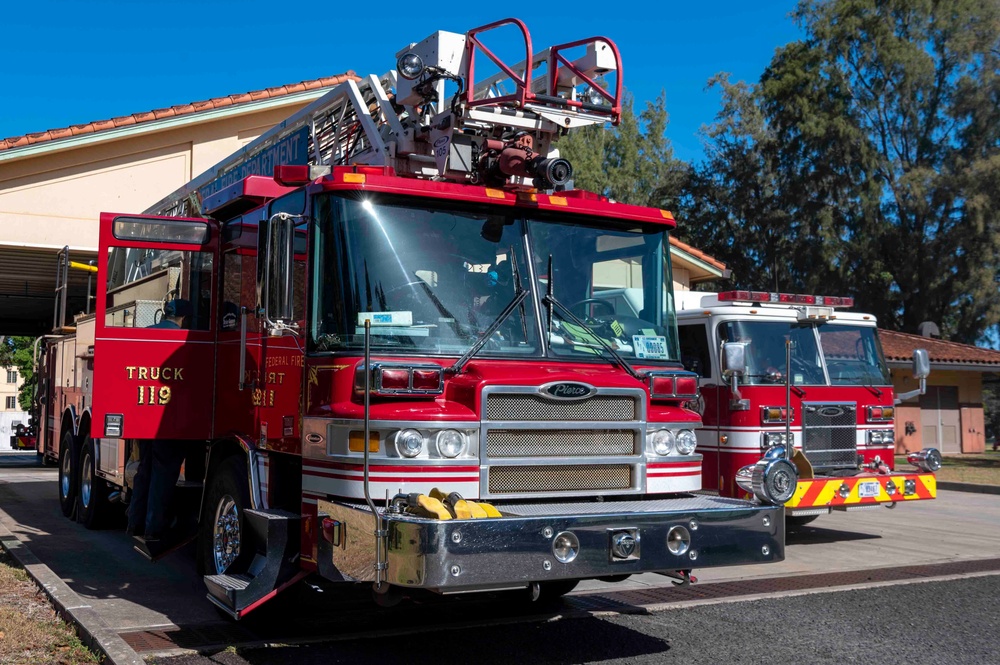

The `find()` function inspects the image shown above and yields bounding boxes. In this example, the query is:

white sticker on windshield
[358,311,413,327]
[633,335,668,360]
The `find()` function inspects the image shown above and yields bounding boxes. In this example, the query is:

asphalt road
[2,451,1000,664]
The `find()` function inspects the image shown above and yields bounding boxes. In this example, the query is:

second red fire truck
[36,19,790,618]
[668,289,942,525]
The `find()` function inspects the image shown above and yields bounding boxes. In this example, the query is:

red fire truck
[667,289,942,526]
[36,19,788,618]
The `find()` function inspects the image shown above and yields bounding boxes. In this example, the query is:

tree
[0,336,37,412]
[756,0,1000,343]
[559,93,687,208]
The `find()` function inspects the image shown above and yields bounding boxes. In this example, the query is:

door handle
[238,307,248,391]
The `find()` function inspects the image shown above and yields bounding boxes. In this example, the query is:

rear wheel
[58,431,76,518]
[199,456,253,576]
[78,437,110,529]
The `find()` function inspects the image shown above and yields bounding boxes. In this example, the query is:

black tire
[199,455,253,576]
[787,514,819,528]
[539,579,579,600]
[58,431,77,518]
[519,579,579,605]
[78,437,110,529]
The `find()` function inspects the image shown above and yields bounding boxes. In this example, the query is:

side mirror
[912,348,930,380]
[721,342,750,411]
[258,213,297,335]
[895,348,930,405]
[721,342,748,378]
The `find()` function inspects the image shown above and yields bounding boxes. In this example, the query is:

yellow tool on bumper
[399,488,502,519]
[406,493,453,520]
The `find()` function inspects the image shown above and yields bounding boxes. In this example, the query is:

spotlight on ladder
[397,53,425,80]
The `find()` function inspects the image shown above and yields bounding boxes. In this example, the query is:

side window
[678,323,711,378]
[105,246,213,330]
[220,252,241,331]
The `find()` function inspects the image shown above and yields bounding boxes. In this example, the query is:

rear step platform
[204,508,302,619]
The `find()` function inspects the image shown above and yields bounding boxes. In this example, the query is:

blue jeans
[127,441,185,538]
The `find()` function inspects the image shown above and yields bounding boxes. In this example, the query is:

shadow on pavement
[785,524,879,546]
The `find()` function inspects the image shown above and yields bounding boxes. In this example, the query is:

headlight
[761,431,790,450]
[395,429,424,458]
[675,429,697,455]
[649,429,675,456]
[435,430,466,458]
[867,429,894,445]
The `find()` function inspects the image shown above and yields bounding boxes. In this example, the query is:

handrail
[547,36,623,125]
[464,18,533,109]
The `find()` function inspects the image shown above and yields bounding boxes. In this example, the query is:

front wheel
[199,456,253,576]
[58,431,77,518]
[78,437,111,529]
[522,579,579,604]
[787,514,819,528]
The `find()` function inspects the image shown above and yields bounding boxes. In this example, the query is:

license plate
[858,481,881,498]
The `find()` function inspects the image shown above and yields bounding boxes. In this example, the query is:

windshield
[817,324,891,386]
[528,218,679,362]
[310,195,538,355]
[309,193,680,363]
[720,320,891,386]
[721,320,825,385]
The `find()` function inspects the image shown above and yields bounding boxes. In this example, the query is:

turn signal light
[867,405,894,422]
[761,406,793,424]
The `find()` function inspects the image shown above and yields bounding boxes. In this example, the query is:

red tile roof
[669,236,727,272]
[880,329,1000,367]
[0,73,359,152]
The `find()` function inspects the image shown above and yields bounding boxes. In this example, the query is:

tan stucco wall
[892,367,985,454]
[0,103,316,252]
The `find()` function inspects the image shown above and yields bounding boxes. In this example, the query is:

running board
[204,508,301,618]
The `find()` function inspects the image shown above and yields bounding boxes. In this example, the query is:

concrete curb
[938,481,1000,496]
[0,521,145,665]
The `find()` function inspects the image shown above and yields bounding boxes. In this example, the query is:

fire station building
[0,76,996,454]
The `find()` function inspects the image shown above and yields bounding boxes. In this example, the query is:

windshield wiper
[542,293,646,383]
[447,288,530,375]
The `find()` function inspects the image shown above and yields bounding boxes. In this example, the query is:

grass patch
[0,549,99,665]
[896,450,1000,486]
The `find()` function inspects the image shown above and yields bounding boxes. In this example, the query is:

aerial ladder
[144,18,623,219]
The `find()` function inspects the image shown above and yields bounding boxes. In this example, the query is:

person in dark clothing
[127,441,185,542]
[149,299,192,329]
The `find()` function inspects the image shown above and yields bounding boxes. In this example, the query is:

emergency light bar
[716,291,855,308]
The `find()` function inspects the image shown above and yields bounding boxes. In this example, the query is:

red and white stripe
[302,460,480,501]
[647,460,701,493]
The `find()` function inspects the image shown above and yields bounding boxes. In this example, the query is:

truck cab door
[91,213,220,440]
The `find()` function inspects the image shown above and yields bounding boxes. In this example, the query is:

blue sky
[3,1,803,163]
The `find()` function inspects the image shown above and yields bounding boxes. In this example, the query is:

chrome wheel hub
[80,450,92,508]
[212,495,241,574]
[60,450,71,500]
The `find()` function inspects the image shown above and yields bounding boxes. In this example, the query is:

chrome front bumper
[317,496,783,591]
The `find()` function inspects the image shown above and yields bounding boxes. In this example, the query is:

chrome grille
[486,429,637,458]
[802,402,858,470]
[484,394,637,421]
[487,464,633,494]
